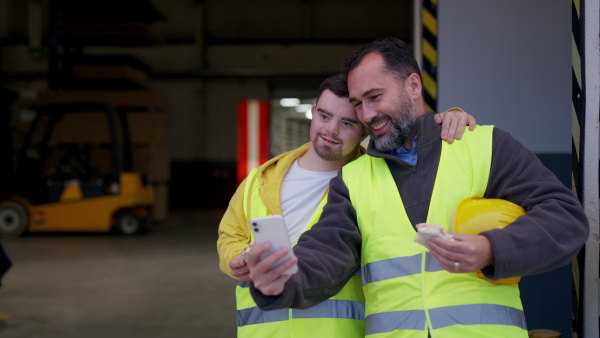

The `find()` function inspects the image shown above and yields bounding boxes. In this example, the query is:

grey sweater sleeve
[250,174,362,310]
[480,128,589,280]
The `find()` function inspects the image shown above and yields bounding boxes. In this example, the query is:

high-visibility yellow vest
[236,168,365,338]
[342,125,528,338]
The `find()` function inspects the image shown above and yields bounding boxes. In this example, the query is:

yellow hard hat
[450,197,525,285]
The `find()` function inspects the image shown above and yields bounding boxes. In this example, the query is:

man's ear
[405,73,422,99]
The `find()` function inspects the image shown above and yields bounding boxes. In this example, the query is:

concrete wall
[580,1,600,336]
[438,0,571,154]
[438,2,573,336]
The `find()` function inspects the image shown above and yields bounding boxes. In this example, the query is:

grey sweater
[251,112,589,310]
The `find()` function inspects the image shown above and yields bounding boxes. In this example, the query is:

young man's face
[310,89,365,162]
[348,52,417,152]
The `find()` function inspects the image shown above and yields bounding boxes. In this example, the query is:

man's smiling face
[310,89,364,161]
[348,52,417,152]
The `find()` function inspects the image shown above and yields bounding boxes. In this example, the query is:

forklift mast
[15,102,131,204]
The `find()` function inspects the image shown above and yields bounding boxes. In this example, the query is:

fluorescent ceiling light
[305,110,312,119]
[280,98,300,107]
[295,104,312,113]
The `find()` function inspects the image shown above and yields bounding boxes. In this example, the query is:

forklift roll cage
[0,102,154,238]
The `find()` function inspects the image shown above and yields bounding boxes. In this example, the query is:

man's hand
[247,242,297,296]
[434,109,476,143]
[427,232,493,273]
[229,252,250,282]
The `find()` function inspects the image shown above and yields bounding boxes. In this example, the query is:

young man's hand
[229,252,250,282]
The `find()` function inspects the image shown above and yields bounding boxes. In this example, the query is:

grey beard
[371,107,416,153]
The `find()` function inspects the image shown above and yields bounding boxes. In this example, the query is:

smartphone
[249,215,298,275]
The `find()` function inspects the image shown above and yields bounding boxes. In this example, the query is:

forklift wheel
[0,200,29,239]
[116,212,149,235]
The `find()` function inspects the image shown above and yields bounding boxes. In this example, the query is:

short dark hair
[341,37,422,82]
[316,73,348,103]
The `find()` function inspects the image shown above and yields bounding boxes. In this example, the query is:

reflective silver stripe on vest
[361,254,422,285]
[237,280,288,326]
[238,299,365,326]
[366,309,426,335]
[365,304,526,335]
[237,307,288,327]
[293,299,365,320]
[424,252,444,272]
[429,304,527,329]
[362,253,444,285]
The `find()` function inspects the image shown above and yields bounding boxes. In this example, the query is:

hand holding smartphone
[249,215,298,275]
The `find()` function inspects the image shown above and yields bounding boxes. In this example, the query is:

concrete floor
[0,210,237,338]
[0,209,579,338]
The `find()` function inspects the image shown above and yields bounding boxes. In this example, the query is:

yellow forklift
[0,102,154,239]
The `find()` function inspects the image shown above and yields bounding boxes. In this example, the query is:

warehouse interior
[0,0,591,337]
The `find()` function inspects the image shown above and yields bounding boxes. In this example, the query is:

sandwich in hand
[414,223,453,250]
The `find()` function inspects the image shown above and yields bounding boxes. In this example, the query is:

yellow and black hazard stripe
[571,0,584,336]
[422,0,437,113]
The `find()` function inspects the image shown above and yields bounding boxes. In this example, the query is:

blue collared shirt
[391,136,418,166]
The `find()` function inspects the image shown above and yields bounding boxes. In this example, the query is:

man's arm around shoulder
[248,174,362,309]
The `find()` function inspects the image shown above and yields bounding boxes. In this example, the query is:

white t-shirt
[280,159,338,244]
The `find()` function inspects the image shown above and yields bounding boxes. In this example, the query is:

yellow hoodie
[217,142,365,278]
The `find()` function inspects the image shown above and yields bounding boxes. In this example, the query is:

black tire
[115,212,149,235]
[0,201,29,239]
